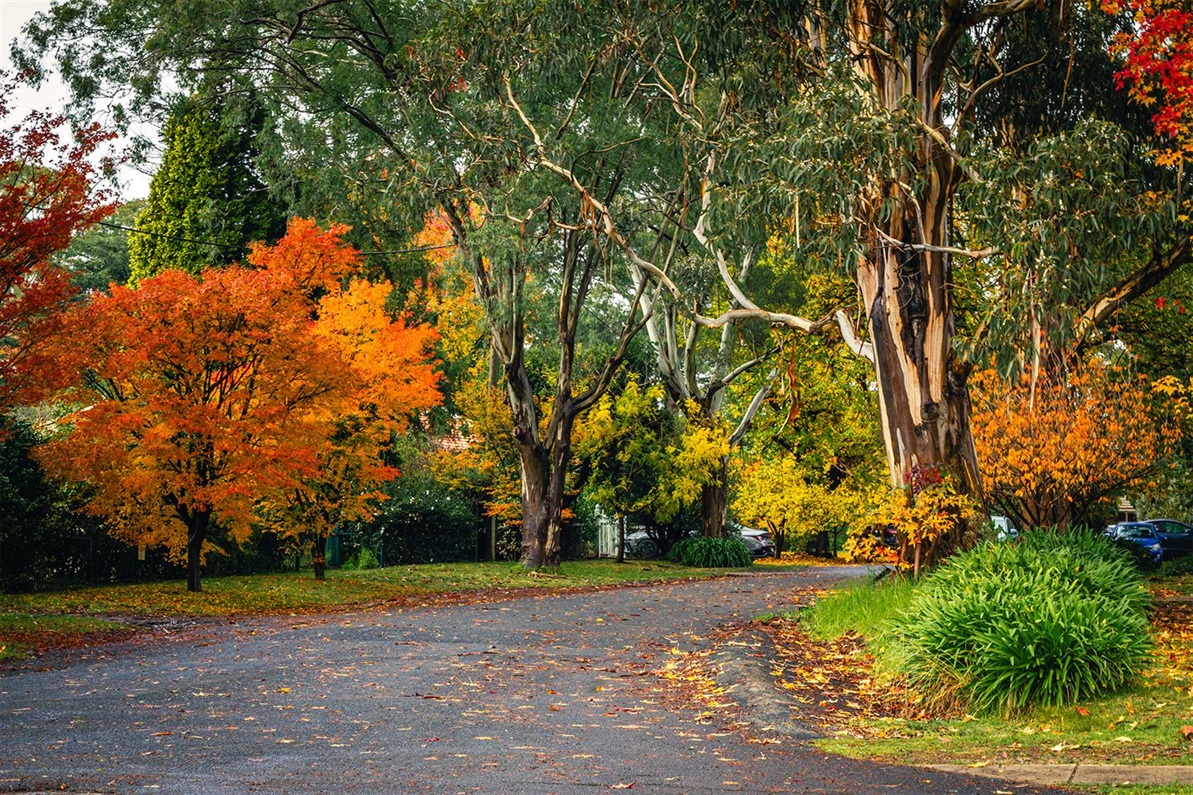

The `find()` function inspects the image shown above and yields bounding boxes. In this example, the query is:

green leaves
[129,98,285,282]
[668,536,752,568]
[889,531,1153,714]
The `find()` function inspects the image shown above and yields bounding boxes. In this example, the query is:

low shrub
[669,537,752,568]
[342,548,381,571]
[887,530,1152,714]
[1158,554,1193,577]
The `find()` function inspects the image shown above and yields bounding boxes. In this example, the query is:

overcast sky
[2,0,152,199]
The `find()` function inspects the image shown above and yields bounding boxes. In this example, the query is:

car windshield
[1119,525,1155,539]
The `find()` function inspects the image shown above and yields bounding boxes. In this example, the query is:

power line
[94,218,455,257]
[95,219,242,250]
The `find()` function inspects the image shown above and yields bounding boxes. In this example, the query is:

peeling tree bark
[845,2,994,506]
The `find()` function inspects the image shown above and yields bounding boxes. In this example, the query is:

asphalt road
[0,567,1063,794]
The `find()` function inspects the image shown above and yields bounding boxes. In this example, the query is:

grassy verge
[1088,783,1193,787]
[0,559,773,660]
[800,576,916,641]
[0,559,758,617]
[0,612,133,662]
[797,577,1193,768]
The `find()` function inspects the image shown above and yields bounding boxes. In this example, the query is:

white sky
[2,0,152,200]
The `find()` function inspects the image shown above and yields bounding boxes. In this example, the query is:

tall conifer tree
[129,96,284,281]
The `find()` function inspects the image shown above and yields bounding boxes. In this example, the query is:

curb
[711,628,820,740]
[929,763,1193,787]
[710,617,1193,789]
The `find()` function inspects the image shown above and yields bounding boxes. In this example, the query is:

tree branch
[1075,236,1192,341]
[728,369,777,448]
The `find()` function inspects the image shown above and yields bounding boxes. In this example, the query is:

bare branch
[1076,236,1192,341]
[874,226,998,259]
[972,0,1044,24]
[728,369,778,448]
[714,345,781,393]
[954,53,1048,135]
[695,307,835,333]
[834,309,875,362]
[503,76,683,298]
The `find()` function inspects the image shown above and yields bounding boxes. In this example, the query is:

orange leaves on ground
[971,363,1179,528]
[761,617,901,729]
[32,220,441,575]
[1145,601,1193,691]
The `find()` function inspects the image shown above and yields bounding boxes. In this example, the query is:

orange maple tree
[34,219,441,590]
[0,76,115,405]
[971,363,1179,530]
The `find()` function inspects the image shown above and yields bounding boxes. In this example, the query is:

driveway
[0,567,1062,794]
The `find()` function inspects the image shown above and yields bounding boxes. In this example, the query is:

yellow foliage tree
[733,455,861,556]
[576,380,727,557]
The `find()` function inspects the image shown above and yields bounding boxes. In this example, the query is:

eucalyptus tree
[625,3,1190,559]
[679,3,1190,504]
[485,2,1193,563]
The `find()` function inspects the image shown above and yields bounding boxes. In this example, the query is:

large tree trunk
[516,433,552,569]
[860,245,982,498]
[700,456,729,538]
[847,7,984,568]
[312,534,328,581]
[185,509,210,593]
[540,420,574,569]
[858,199,982,567]
[513,406,572,569]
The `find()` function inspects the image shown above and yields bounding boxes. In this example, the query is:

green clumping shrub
[887,530,1152,714]
[342,547,381,571]
[669,536,752,568]
[1158,555,1193,577]
[356,548,381,570]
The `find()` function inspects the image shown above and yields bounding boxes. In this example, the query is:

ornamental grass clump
[669,537,753,568]
[887,530,1152,714]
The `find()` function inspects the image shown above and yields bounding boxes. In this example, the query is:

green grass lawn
[1088,783,1193,787]
[0,559,782,660]
[801,574,1193,768]
[0,559,763,617]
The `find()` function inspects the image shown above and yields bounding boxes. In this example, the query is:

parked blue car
[1106,520,1193,563]
[1143,519,1193,559]
[1108,522,1166,566]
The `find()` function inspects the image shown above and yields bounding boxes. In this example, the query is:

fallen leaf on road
[609,783,635,790]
